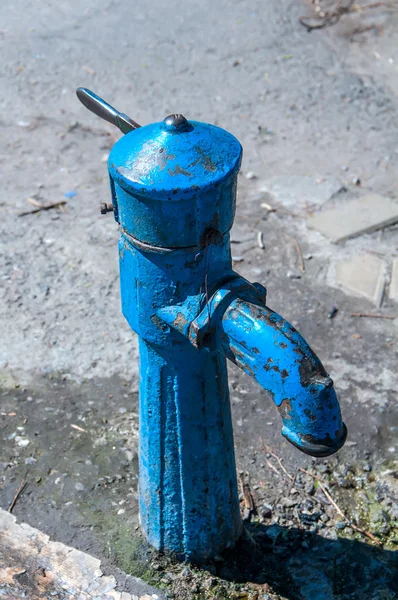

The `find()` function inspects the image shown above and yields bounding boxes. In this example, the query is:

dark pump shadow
[213,523,398,600]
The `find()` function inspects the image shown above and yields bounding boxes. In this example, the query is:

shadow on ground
[209,522,398,600]
[1,375,397,599]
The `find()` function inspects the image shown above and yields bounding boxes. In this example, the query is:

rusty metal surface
[78,95,346,561]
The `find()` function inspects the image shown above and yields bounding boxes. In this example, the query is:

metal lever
[76,87,141,134]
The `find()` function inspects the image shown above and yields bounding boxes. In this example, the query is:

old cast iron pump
[77,89,347,563]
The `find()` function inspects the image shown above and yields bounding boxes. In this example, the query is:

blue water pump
[77,89,346,563]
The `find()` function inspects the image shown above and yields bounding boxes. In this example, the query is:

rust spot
[304,409,317,422]
[271,365,280,373]
[173,312,189,329]
[279,342,288,349]
[151,315,169,332]
[188,146,217,172]
[168,165,193,177]
[165,263,173,269]
[264,364,270,371]
[244,363,255,377]
[281,369,289,379]
[252,347,260,354]
[230,344,245,360]
[156,149,176,170]
[298,354,328,387]
[267,357,273,363]
[278,399,292,420]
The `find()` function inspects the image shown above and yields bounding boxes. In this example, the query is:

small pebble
[282,497,299,508]
[328,306,339,319]
[243,508,252,521]
[117,508,126,515]
[320,514,329,523]
[305,482,315,495]
[259,505,272,519]
[286,270,301,279]
[336,521,346,530]
[363,463,372,472]
[244,171,257,180]
[317,464,330,474]
[75,482,85,491]
[15,436,30,447]
[309,525,318,533]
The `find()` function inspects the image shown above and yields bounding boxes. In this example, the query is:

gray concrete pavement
[1,1,398,598]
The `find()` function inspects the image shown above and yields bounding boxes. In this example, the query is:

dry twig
[287,235,305,273]
[18,200,67,217]
[27,197,43,208]
[70,424,86,433]
[257,231,265,250]
[239,472,255,511]
[261,441,294,480]
[260,203,300,218]
[265,458,281,477]
[299,468,382,545]
[299,0,390,32]
[8,479,27,513]
[351,313,396,320]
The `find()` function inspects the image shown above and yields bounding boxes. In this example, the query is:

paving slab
[389,258,398,302]
[308,194,398,242]
[0,509,162,600]
[259,175,345,210]
[333,253,387,305]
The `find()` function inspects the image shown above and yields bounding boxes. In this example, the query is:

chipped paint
[101,111,345,564]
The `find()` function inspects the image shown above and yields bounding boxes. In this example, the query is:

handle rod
[76,87,141,134]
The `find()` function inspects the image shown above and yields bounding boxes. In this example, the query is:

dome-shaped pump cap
[108,116,242,201]
[108,115,242,248]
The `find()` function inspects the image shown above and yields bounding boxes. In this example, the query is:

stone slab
[334,253,387,305]
[259,175,344,210]
[389,258,398,301]
[308,194,398,242]
[0,509,161,600]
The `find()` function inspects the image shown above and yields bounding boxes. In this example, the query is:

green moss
[326,462,398,549]
[78,504,157,581]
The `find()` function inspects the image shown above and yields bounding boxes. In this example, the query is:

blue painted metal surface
[108,116,242,248]
[78,97,347,562]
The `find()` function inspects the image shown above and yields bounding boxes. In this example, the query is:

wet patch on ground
[1,374,397,599]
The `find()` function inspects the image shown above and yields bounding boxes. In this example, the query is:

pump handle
[76,87,141,134]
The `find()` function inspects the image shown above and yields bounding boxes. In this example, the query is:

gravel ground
[1,0,398,598]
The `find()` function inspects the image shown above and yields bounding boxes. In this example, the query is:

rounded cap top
[108,117,242,201]
[162,114,193,133]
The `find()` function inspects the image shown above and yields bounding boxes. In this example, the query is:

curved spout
[221,298,347,457]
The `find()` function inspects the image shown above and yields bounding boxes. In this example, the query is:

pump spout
[220,298,347,457]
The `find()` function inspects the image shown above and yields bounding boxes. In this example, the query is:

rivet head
[100,202,114,214]
[163,114,193,133]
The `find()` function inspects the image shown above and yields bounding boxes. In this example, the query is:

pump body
[94,111,346,562]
